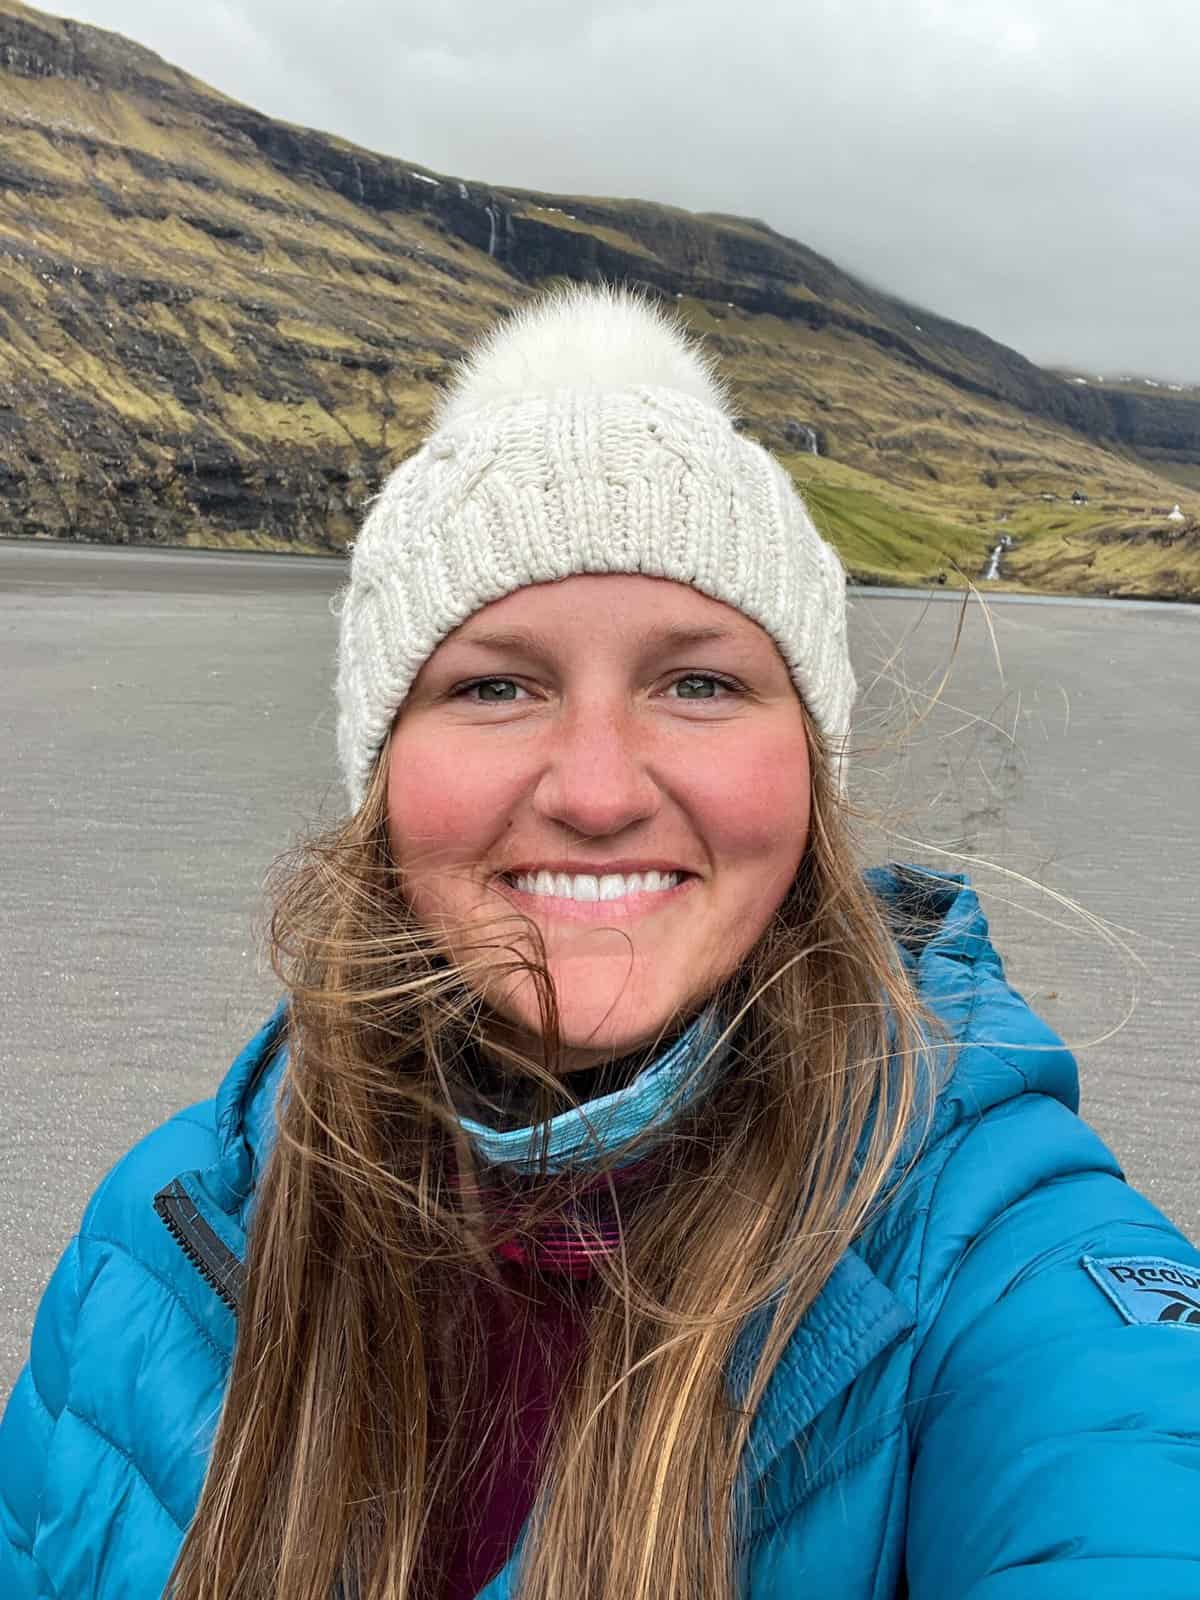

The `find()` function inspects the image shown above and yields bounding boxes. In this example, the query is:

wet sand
[3,539,1198,1393]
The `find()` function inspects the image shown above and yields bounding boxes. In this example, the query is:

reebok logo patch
[1082,1254,1200,1327]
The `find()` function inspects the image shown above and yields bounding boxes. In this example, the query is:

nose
[532,700,660,840]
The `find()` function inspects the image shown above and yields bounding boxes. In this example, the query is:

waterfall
[784,422,820,454]
[982,533,1014,581]
[482,203,512,260]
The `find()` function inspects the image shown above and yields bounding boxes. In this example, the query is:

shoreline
[4,535,1198,612]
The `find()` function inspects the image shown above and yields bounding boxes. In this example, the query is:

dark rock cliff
[218,103,1200,465]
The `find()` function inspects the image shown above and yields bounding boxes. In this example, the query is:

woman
[3,286,1198,1600]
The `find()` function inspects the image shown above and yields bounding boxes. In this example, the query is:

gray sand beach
[2,540,1197,1395]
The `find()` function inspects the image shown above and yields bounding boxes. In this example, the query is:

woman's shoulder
[870,863,1081,1117]
[863,868,1199,1339]
[77,1003,289,1266]
[81,1002,288,1250]
[2,1024,282,1513]
[77,1095,223,1253]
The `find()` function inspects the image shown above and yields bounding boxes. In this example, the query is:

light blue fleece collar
[457,1009,730,1173]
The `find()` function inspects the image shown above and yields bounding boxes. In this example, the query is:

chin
[559,1016,661,1062]
[500,969,686,1069]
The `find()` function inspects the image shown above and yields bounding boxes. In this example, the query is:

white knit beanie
[335,285,856,810]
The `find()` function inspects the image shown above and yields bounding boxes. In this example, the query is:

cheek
[386,734,513,875]
[691,735,812,883]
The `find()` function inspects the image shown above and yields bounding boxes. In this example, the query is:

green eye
[475,679,519,702]
[675,675,719,699]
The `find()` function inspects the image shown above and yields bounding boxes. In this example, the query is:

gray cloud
[64,0,1200,379]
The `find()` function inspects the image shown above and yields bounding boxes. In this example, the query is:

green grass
[1153,462,1200,492]
[797,479,990,585]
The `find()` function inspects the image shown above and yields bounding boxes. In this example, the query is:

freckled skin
[387,574,811,1072]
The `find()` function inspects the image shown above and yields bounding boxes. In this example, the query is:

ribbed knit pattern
[336,290,856,809]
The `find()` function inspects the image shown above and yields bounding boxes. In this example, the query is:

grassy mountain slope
[1,0,1197,595]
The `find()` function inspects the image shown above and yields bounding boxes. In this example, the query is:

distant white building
[1168,504,1186,523]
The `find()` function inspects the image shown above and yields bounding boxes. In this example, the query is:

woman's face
[387,574,812,1071]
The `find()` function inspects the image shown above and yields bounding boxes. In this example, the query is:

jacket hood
[209,867,1078,1206]
[865,864,1078,1136]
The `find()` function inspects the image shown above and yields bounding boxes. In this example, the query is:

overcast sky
[62,0,1200,381]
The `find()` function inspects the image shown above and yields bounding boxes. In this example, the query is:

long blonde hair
[169,708,936,1600]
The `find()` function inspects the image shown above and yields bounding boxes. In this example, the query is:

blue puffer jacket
[4,870,1200,1598]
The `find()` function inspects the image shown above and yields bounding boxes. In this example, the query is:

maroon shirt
[440,1266,589,1599]
[441,1158,656,1598]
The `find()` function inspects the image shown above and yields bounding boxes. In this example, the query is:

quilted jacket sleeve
[905,1095,1200,1598]
[0,1235,83,1597]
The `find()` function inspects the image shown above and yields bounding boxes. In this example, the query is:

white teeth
[508,870,682,900]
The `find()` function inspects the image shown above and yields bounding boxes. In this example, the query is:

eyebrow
[454,624,739,656]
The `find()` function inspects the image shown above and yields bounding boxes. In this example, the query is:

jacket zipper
[153,1177,245,1313]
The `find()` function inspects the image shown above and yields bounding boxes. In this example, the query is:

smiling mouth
[500,869,688,903]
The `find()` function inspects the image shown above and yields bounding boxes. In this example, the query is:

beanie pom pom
[434,283,733,429]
